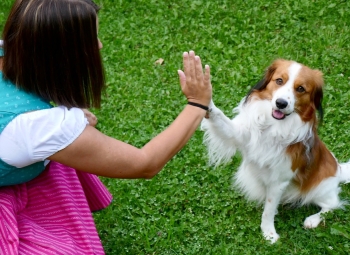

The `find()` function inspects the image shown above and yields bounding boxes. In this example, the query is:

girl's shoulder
[0,106,89,168]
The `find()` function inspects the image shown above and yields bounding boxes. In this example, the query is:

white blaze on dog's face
[271,62,302,119]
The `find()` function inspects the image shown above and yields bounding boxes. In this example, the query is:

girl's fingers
[177,70,186,88]
[195,55,204,85]
[204,65,210,87]
[189,51,196,82]
[183,52,190,80]
[180,51,211,103]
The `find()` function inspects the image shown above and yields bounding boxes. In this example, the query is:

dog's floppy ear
[244,60,280,104]
[312,70,324,121]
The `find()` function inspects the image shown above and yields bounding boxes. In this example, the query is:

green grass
[1,0,350,254]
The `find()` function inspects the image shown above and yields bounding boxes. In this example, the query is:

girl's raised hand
[178,51,212,107]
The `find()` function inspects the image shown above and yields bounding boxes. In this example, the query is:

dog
[201,59,350,243]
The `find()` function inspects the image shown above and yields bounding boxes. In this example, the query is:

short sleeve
[0,106,89,168]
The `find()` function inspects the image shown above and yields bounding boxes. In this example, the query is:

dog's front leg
[260,182,288,244]
[201,100,241,166]
[202,100,236,139]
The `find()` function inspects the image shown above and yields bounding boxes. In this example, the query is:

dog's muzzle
[276,98,288,109]
[272,98,291,120]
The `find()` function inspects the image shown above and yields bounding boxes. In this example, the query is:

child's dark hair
[2,0,105,108]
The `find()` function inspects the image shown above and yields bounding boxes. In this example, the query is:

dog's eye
[276,78,283,85]
[296,86,305,93]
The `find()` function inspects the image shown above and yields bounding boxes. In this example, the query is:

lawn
[1,0,350,254]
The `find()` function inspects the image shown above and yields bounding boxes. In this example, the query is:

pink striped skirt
[0,162,112,254]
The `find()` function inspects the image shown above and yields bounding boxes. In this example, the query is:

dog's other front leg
[260,182,288,244]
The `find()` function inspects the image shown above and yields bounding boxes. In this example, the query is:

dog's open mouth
[272,110,286,120]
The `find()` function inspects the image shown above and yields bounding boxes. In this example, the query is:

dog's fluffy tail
[338,161,350,184]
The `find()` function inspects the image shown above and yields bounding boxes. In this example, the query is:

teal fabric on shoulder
[0,49,53,186]
[0,74,52,132]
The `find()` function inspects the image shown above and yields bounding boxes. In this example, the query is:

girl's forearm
[140,105,206,177]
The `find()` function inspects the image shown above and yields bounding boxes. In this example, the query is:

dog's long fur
[201,59,350,243]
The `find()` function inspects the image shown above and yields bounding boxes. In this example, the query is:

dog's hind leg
[338,162,350,183]
[303,184,341,229]
[303,208,331,229]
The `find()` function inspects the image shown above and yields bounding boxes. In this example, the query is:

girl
[0,0,212,253]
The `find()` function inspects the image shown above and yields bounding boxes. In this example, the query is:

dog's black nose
[276,98,288,109]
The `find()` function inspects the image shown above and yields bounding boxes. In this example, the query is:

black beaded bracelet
[187,101,209,111]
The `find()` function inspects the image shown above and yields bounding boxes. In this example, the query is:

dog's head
[245,59,323,122]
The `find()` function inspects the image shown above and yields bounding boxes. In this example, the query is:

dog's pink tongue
[272,110,285,119]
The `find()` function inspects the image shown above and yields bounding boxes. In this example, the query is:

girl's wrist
[187,101,211,118]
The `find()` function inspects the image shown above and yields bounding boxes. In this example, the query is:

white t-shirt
[0,106,88,168]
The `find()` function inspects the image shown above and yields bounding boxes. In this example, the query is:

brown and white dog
[201,59,350,243]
